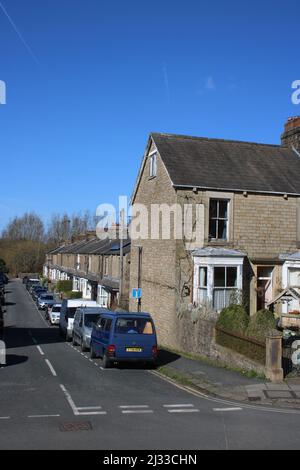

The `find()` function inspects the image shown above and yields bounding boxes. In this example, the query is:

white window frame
[193,256,243,312]
[149,151,157,178]
[282,261,300,313]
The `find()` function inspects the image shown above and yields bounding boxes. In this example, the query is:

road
[1,280,300,450]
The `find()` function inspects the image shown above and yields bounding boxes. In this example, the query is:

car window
[115,318,154,335]
[84,314,100,328]
[104,319,112,332]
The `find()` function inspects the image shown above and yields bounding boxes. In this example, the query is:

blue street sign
[132,288,142,299]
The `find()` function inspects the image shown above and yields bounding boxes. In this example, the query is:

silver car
[37,293,56,310]
[72,307,108,351]
[48,303,61,325]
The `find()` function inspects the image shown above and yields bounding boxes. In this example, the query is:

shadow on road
[3,326,64,350]
[3,354,28,367]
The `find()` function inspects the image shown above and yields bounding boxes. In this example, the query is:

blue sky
[0,0,299,230]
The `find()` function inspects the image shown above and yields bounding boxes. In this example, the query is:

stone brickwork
[129,136,300,355]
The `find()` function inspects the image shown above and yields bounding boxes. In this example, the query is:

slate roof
[151,133,300,195]
[48,238,131,256]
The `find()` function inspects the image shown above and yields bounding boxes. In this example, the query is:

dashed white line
[213,408,243,412]
[36,346,45,356]
[119,405,150,409]
[0,417,10,420]
[121,410,154,414]
[164,404,194,408]
[167,409,200,413]
[45,359,57,377]
[27,414,60,418]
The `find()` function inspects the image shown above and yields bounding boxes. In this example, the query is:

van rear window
[115,318,154,335]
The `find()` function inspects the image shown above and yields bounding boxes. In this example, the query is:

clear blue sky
[0,0,299,230]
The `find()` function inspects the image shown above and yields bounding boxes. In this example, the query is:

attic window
[149,152,157,178]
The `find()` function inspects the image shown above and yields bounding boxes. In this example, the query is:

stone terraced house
[129,117,300,350]
[44,235,131,310]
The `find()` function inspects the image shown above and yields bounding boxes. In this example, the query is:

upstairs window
[209,199,229,241]
[149,152,157,178]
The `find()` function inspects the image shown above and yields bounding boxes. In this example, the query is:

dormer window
[149,152,157,178]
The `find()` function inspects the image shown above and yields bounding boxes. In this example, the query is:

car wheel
[72,335,77,346]
[90,343,97,359]
[102,352,112,369]
[81,339,87,352]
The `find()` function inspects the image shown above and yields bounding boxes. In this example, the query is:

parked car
[73,307,108,351]
[47,303,62,325]
[59,299,98,342]
[29,283,42,295]
[0,282,5,306]
[37,293,56,310]
[32,287,47,301]
[90,312,158,368]
[0,304,4,339]
[26,279,40,291]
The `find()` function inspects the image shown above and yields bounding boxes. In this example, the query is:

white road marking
[167,409,200,413]
[36,346,44,356]
[77,411,107,416]
[163,404,194,408]
[213,408,243,412]
[27,414,60,418]
[45,359,57,377]
[77,406,103,410]
[122,410,154,414]
[119,405,149,409]
[0,417,10,420]
[60,384,79,416]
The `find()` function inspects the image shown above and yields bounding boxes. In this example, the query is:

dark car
[90,312,158,368]
[32,287,47,301]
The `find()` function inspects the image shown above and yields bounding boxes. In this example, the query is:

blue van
[90,312,158,368]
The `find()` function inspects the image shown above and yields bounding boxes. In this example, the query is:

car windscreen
[42,296,54,300]
[115,317,154,335]
[66,307,78,319]
[52,307,61,313]
[84,314,100,327]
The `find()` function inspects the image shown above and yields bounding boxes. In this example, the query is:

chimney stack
[281,116,300,152]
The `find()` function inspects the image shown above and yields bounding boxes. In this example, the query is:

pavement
[2,279,300,450]
[157,337,300,408]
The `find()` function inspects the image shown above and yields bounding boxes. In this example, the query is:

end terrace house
[129,117,300,350]
[44,234,131,309]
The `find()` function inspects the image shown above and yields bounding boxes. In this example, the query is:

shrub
[64,291,83,299]
[246,309,277,341]
[56,280,73,293]
[217,304,249,334]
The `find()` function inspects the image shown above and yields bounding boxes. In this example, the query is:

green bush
[64,291,83,299]
[246,309,277,341]
[217,304,249,334]
[56,280,73,293]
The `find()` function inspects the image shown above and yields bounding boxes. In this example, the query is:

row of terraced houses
[44,117,300,352]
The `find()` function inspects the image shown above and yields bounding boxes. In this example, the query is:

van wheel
[90,343,97,359]
[72,335,77,346]
[102,353,112,369]
[81,340,87,352]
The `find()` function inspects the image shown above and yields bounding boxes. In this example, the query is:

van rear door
[112,316,156,359]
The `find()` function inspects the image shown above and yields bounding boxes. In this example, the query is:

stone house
[44,235,131,309]
[129,117,300,350]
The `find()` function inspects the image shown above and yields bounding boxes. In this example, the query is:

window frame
[209,198,229,242]
[149,151,157,178]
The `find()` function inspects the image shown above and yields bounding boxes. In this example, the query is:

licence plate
[126,347,142,353]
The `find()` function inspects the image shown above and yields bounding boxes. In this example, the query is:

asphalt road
[1,280,300,450]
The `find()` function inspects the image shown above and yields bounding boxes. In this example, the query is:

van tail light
[107,345,116,356]
[152,345,158,357]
